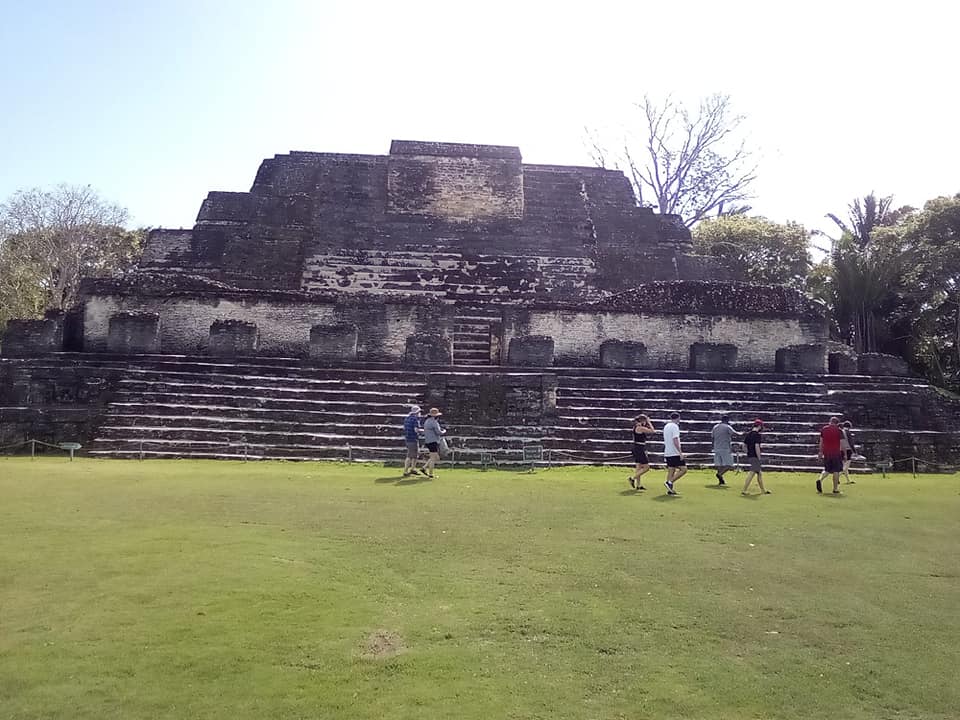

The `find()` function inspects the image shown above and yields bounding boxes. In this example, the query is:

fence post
[911,456,917,478]
[30,439,35,460]
[139,440,144,461]
[243,444,248,462]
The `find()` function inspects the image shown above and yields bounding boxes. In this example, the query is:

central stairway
[451,307,496,365]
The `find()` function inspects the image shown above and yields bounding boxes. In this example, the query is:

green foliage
[2,459,958,719]
[889,195,960,386]
[692,215,811,289]
[0,184,144,331]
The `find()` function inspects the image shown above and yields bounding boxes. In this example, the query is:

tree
[692,215,810,289]
[823,191,913,248]
[891,195,960,385]
[0,184,144,328]
[586,94,757,227]
[826,231,917,353]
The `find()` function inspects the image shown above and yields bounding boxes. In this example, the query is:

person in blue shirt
[402,406,423,477]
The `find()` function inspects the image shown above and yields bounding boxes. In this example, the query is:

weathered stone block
[689,342,738,372]
[828,351,858,374]
[600,339,648,369]
[508,335,554,367]
[208,320,259,356]
[1,317,64,357]
[310,323,359,361]
[404,333,452,366]
[775,343,826,374]
[858,353,911,377]
[107,313,160,354]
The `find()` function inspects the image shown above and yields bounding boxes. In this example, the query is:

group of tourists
[402,405,447,478]
[629,412,858,495]
[400,405,860,491]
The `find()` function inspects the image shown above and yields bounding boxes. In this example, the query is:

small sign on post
[58,442,83,461]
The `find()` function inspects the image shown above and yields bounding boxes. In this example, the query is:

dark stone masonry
[1,138,957,468]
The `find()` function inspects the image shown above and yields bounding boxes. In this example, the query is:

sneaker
[816,479,822,494]
[764,490,772,494]
[636,485,646,491]
[426,474,435,479]
[628,476,636,490]
[402,471,412,477]
[718,479,726,486]
[664,480,673,494]
[741,491,749,496]
[832,489,841,494]
[416,468,429,476]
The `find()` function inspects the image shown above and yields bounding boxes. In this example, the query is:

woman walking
[421,407,446,479]
[741,420,770,495]
[628,414,657,491]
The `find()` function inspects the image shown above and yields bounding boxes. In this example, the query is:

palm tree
[829,233,915,353]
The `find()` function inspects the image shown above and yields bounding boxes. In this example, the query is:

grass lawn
[0,458,958,719]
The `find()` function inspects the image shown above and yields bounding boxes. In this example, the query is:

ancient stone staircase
[87,358,428,461]
[549,369,927,472]
[84,356,544,462]
[11,354,944,470]
[452,307,496,365]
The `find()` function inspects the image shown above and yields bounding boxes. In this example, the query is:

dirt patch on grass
[361,629,405,660]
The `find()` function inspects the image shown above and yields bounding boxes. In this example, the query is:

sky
[1,0,958,240]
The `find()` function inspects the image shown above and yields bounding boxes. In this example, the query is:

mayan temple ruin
[2,139,959,467]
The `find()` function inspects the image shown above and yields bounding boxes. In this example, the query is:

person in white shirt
[662,411,686,495]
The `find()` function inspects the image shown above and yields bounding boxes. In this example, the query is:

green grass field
[1,458,958,719]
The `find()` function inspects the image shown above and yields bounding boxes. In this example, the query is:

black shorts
[823,454,844,473]
[632,446,649,464]
[665,455,686,468]
[426,442,439,453]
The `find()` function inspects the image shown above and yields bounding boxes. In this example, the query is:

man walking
[711,415,739,486]
[663,412,686,495]
[402,405,423,477]
[818,416,844,494]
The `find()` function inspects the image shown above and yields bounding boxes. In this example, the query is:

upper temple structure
[3,139,958,468]
[143,139,725,296]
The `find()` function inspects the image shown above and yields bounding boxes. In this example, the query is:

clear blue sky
[2,0,958,236]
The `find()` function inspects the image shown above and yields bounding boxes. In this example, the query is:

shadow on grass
[704,484,730,490]
[652,494,681,501]
[374,476,400,484]
[396,476,433,486]
[824,492,847,499]
[739,493,760,500]
[619,489,643,496]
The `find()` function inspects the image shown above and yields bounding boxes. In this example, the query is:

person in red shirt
[818,416,844,494]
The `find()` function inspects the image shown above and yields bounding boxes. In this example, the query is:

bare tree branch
[586,94,756,227]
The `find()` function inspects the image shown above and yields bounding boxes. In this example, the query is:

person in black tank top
[629,414,656,491]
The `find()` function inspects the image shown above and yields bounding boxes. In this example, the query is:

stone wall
[425,371,557,427]
[82,293,451,361]
[0,358,123,448]
[1,316,64,357]
[501,309,826,371]
[387,141,523,221]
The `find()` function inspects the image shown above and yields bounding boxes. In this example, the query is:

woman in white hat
[422,407,446,478]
